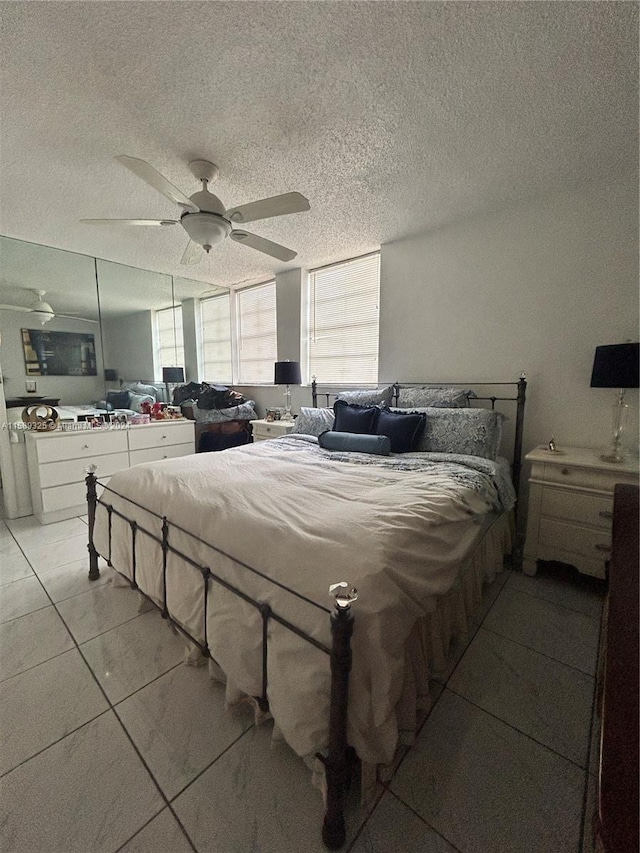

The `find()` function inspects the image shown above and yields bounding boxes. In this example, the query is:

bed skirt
[110,509,512,807]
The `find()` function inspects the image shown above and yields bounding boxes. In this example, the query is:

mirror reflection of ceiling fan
[81,156,311,265]
[0,290,98,326]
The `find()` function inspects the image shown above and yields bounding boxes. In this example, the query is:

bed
[86,376,526,849]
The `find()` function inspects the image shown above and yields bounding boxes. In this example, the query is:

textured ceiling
[0,1,637,295]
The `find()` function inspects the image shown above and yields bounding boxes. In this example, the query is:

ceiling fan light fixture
[33,309,54,325]
[180,212,231,249]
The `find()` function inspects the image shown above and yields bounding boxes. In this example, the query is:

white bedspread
[94,435,509,765]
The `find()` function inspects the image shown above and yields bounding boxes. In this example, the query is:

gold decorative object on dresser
[251,418,295,442]
[522,445,639,579]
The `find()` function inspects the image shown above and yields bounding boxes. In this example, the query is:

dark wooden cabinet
[594,483,639,853]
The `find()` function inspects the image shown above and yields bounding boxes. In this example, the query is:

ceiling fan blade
[180,240,202,266]
[229,230,297,262]
[114,156,198,210]
[225,192,310,224]
[79,218,179,226]
[0,304,31,312]
[54,314,99,324]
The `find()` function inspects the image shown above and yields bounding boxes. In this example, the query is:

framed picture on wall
[22,329,97,377]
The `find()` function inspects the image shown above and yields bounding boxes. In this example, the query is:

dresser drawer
[539,518,612,560]
[39,452,129,488]
[541,488,613,531]
[129,443,194,466]
[42,478,111,513]
[33,430,128,463]
[541,462,633,495]
[127,423,194,451]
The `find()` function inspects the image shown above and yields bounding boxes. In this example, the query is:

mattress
[94,435,514,766]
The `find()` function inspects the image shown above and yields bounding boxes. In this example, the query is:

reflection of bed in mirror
[87,377,526,848]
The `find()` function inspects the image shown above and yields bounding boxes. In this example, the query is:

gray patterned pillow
[336,386,393,407]
[392,407,505,459]
[294,407,335,437]
[396,386,475,408]
[128,382,160,399]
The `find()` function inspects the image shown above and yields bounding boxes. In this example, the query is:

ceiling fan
[0,290,98,326]
[81,156,310,265]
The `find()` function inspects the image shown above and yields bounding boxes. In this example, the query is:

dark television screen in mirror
[22,329,97,376]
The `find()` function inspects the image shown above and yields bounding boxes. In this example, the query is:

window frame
[154,303,184,382]
[304,251,381,386]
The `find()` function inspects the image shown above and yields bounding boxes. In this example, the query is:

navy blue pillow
[376,408,427,453]
[106,390,131,409]
[319,430,391,456]
[333,400,380,434]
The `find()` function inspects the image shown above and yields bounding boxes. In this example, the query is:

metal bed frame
[86,374,526,850]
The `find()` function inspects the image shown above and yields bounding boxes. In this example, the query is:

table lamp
[590,342,639,463]
[162,367,185,405]
[274,360,301,421]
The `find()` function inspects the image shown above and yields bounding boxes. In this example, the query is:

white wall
[0,310,105,405]
[379,174,639,458]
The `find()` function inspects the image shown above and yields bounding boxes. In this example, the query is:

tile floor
[0,514,605,853]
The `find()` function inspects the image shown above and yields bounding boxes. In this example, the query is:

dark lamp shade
[104,369,118,382]
[274,361,301,385]
[590,343,639,389]
[162,367,185,384]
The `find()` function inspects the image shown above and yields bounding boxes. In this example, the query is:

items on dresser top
[25,420,195,524]
[523,445,639,579]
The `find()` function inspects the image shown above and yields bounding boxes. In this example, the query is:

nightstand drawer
[539,518,612,560]
[252,420,294,440]
[541,489,613,530]
[541,462,628,494]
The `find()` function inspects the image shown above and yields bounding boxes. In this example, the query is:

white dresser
[25,420,195,524]
[523,445,639,579]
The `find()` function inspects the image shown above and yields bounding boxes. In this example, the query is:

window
[306,252,380,384]
[200,293,232,383]
[155,305,184,380]
[236,281,277,384]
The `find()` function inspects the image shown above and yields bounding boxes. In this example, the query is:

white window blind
[200,293,232,383]
[307,253,380,384]
[236,281,277,384]
[156,305,184,377]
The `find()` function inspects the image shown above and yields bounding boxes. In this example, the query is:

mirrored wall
[0,234,227,406]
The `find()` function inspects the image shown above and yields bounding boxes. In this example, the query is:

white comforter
[94,435,509,765]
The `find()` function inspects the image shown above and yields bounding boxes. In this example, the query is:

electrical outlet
[25,380,37,393]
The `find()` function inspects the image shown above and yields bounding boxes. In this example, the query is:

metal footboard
[86,470,355,850]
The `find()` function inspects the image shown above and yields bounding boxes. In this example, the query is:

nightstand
[523,446,639,579]
[251,419,295,442]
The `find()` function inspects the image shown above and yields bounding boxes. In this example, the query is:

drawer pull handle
[161,435,167,439]
[561,468,570,476]
[82,444,89,449]
[598,510,613,520]
[594,543,611,553]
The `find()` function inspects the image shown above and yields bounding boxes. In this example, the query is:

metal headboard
[311,376,527,499]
